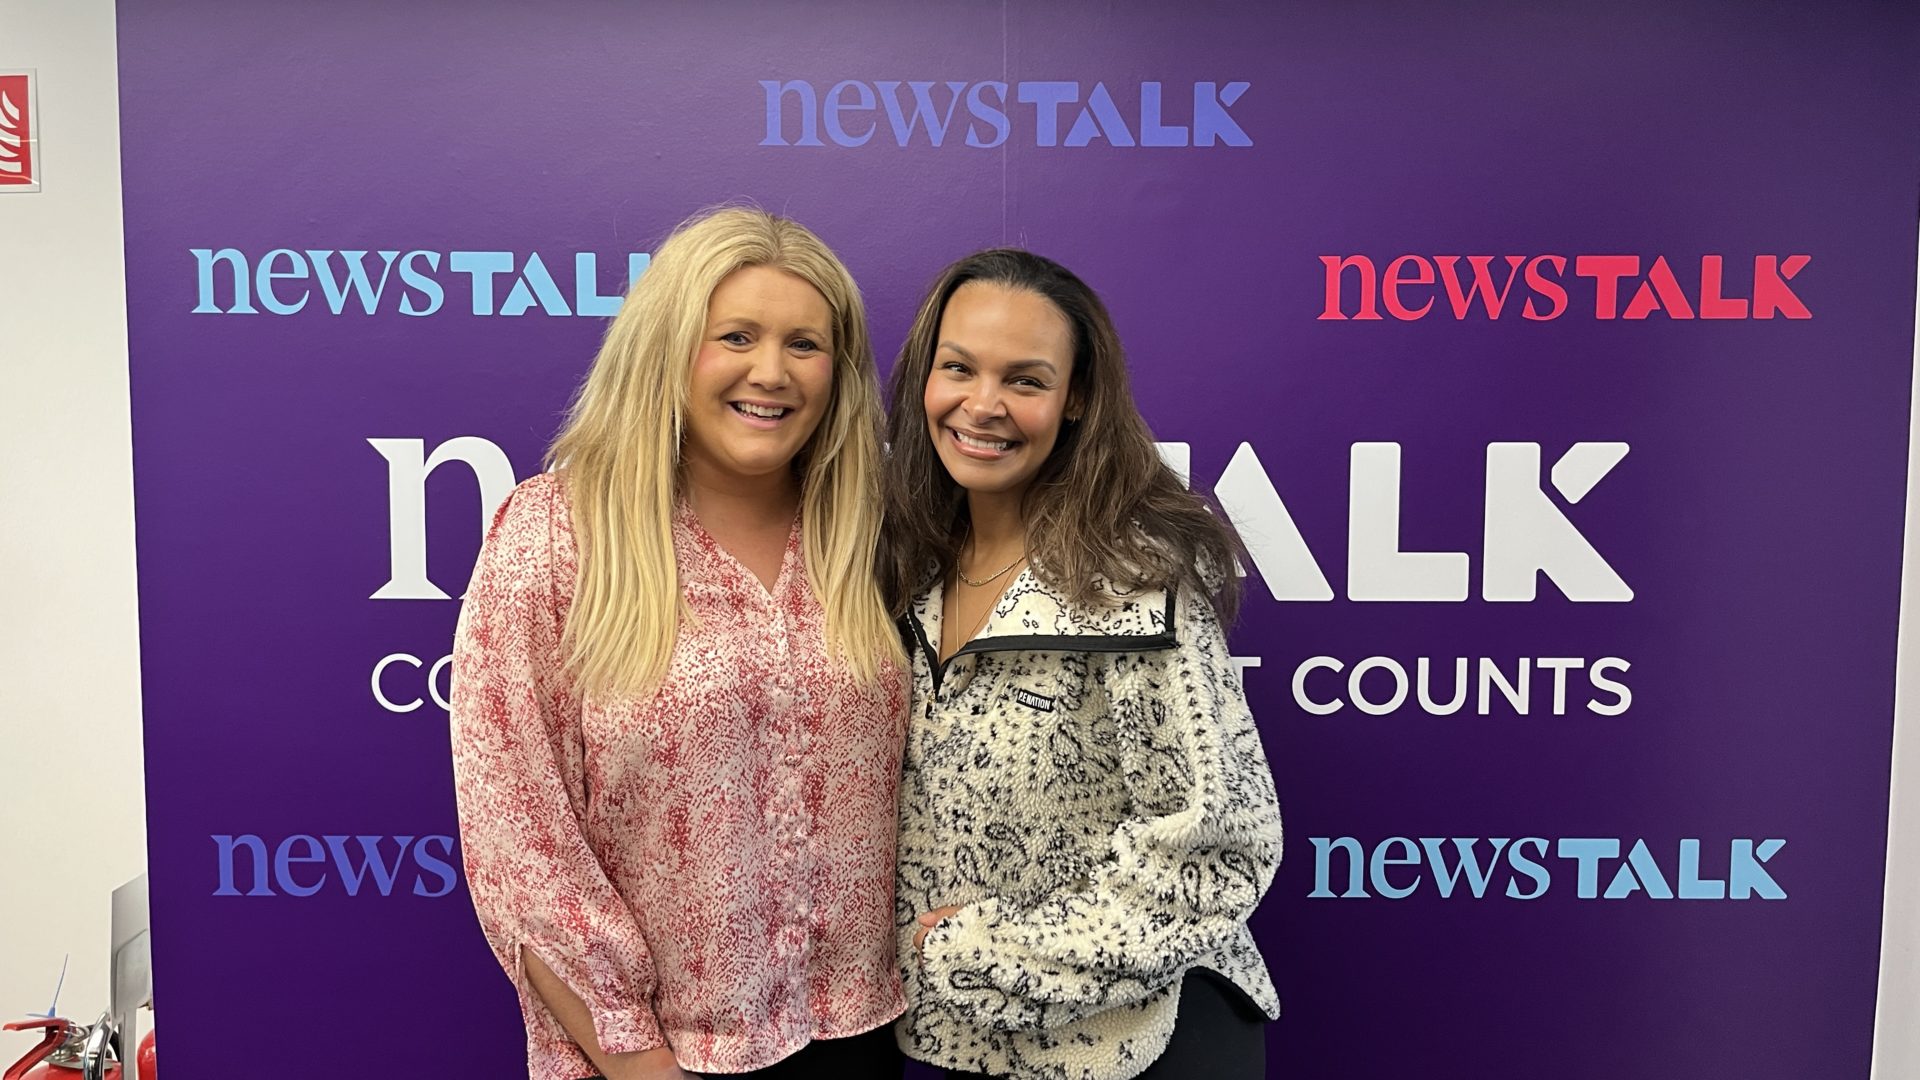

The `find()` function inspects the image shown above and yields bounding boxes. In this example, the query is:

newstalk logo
[760,79,1250,148]
[213,833,459,898]
[1309,835,1787,901]
[188,248,651,316]
[1318,254,1812,321]
[0,71,40,192]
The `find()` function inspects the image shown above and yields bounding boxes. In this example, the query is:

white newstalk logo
[0,90,23,174]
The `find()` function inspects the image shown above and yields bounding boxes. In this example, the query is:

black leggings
[946,969,1267,1080]
[584,1022,903,1079]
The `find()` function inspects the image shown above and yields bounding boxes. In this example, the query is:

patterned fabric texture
[894,569,1283,1080]
[451,473,910,1080]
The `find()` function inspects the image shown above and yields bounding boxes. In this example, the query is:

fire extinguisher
[3,1014,155,1080]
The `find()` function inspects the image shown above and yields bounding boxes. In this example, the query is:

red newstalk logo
[0,72,38,189]
[1318,254,1812,321]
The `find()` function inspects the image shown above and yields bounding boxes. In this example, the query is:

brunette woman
[452,208,908,1080]
[881,250,1282,1080]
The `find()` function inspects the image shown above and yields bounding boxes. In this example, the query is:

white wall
[0,1,1913,1074]
[1872,233,1920,1076]
[0,0,144,1066]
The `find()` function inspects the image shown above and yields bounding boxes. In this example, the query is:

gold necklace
[946,566,1007,657]
[955,526,1027,588]
[957,556,1025,588]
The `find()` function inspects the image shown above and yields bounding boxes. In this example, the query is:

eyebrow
[711,315,832,342]
[938,342,1059,376]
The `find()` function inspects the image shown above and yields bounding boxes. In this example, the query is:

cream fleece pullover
[894,568,1283,1080]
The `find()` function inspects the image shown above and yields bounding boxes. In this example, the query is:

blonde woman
[452,208,909,1080]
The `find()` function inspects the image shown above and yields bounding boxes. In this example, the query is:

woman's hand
[913,905,964,957]
[520,951,690,1078]
[604,1046,700,1080]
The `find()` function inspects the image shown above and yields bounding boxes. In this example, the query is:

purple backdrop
[117,2,1920,1076]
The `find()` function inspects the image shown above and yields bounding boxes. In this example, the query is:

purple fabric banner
[117,2,1920,1076]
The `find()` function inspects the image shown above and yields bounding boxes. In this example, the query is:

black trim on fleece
[904,590,1179,696]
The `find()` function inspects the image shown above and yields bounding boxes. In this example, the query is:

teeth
[956,431,1013,451]
[735,403,788,419]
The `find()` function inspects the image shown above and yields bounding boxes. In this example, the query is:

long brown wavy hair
[880,248,1244,623]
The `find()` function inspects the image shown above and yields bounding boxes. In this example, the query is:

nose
[963,382,1005,424]
[746,340,791,390]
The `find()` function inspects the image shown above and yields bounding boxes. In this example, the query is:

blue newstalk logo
[212,833,460,897]
[1308,836,1788,901]
[759,80,1251,148]
[188,249,651,317]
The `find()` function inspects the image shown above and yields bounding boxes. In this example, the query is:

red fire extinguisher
[3,1015,155,1080]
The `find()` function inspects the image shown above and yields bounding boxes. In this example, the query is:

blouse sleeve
[918,583,1283,1031]
[450,476,665,1073]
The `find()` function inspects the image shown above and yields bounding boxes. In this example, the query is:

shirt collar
[909,565,1177,667]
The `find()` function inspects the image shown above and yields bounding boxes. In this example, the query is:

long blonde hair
[549,207,899,696]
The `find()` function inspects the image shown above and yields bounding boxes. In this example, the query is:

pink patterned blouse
[450,473,908,1080]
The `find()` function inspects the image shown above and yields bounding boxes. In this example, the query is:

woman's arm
[452,477,672,1074]
[916,583,1283,1030]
